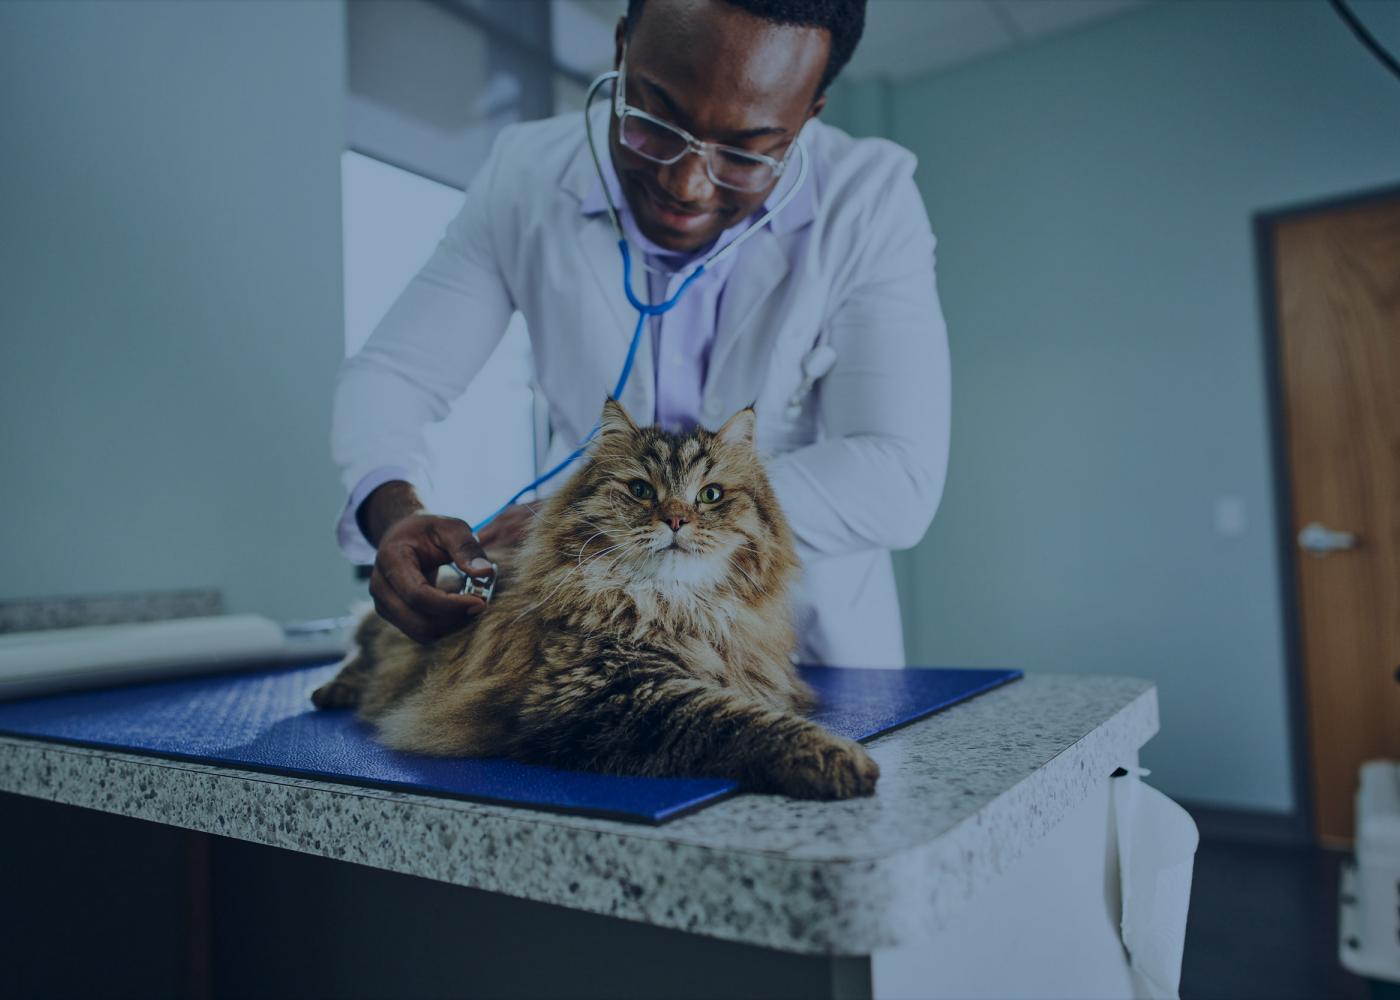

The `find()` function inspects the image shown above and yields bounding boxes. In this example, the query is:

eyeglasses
[612,57,793,194]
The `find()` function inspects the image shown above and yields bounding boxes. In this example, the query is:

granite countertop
[0,672,1156,956]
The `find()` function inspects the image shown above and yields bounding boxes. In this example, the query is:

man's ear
[808,93,827,120]
[599,396,639,438]
[613,16,626,70]
[716,406,756,449]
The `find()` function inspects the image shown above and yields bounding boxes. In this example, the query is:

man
[332,0,950,667]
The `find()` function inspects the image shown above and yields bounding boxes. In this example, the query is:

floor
[3,789,1393,999]
[1181,838,1374,1000]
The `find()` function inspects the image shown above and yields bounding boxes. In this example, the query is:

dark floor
[2,790,1392,999]
[1181,838,1372,1000]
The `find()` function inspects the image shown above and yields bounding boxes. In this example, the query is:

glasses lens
[709,147,776,192]
[620,113,688,163]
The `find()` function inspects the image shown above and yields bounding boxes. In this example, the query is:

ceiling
[557,0,1155,82]
[845,0,1151,80]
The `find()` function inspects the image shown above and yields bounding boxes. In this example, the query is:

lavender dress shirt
[576,148,796,433]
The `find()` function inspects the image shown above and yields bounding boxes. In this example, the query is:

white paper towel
[1114,768,1200,1000]
[0,615,296,700]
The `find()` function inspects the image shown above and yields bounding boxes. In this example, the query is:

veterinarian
[331,0,950,669]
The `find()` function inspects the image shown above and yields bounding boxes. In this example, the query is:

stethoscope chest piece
[442,562,498,602]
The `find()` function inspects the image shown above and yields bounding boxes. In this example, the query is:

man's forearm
[357,480,426,548]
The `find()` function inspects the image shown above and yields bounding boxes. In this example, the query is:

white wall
[828,0,1400,812]
[0,0,359,622]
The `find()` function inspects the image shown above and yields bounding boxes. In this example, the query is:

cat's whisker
[597,539,644,577]
[575,529,608,567]
[731,539,768,567]
[582,536,637,564]
[507,562,584,625]
[729,561,764,594]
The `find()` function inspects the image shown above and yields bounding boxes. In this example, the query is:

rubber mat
[0,661,1020,823]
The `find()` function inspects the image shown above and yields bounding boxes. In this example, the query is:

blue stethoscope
[452,69,809,594]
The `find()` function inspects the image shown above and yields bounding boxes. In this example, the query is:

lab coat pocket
[756,339,833,456]
[756,401,816,460]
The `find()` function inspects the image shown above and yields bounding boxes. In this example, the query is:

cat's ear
[716,406,756,449]
[598,396,640,439]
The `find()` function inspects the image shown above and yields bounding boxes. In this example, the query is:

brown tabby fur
[311,399,878,800]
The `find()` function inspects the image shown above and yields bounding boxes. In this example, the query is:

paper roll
[0,615,294,701]
[1114,769,1200,1000]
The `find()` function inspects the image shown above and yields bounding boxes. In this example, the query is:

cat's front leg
[752,724,880,800]
[520,648,878,800]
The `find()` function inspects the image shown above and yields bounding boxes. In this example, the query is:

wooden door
[1269,189,1400,845]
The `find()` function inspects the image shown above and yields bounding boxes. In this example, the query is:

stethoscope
[449,69,812,597]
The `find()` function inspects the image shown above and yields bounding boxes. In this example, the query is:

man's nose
[658,152,713,204]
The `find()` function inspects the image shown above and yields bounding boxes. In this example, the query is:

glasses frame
[612,56,793,194]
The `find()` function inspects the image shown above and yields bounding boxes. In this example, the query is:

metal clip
[444,562,498,602]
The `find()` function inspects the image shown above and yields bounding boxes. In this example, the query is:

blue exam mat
[0,661,1020,823]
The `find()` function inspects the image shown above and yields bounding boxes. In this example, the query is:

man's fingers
[382,546,488,619]
[435,519,492,576]
[368,569,438,644]
[476,505,534,553]
[367,514,494,644]
[475,520,501,549]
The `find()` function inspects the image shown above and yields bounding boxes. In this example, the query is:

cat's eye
[628,479,656,501]
[697,484,724,504]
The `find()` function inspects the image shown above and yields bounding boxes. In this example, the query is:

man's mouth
[643,187,712,234]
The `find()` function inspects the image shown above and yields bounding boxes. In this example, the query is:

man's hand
[359,481,494,644]
[474,501,544,560]
[370,513,494,643]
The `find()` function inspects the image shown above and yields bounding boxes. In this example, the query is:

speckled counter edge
[878,684,1158,944]
[0,678,1157,956]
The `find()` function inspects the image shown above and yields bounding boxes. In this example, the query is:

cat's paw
[310,680,360,710]
[761,729,880,800]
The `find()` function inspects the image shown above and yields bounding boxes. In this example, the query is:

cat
[311,397,878,800]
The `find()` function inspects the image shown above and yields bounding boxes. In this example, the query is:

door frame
[1252,180,1400,847]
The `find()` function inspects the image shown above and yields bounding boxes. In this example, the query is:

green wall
[830,0,1400,811]
[0,0,360,622]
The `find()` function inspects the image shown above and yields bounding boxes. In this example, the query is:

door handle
[1298,521,1360,555]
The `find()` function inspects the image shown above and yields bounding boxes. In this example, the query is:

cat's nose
[658,502,689,533]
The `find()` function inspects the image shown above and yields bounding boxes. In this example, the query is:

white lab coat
[332,109,951,668]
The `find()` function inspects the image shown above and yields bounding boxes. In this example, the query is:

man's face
[609,0,829,254]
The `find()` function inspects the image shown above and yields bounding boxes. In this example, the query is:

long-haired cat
[311,398,878,800]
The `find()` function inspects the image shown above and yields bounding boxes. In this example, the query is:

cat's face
[561,399,780,589]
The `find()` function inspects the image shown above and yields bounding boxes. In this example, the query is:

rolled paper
[0,615,296,701]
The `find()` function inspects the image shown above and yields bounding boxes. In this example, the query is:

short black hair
[624,0,867,98]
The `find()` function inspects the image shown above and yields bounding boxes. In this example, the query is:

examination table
[0,662,1193,999]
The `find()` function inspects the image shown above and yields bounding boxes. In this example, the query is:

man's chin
[634,212,718,254]
[626,186,726,252]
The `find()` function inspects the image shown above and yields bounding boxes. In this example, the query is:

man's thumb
[443,522,491,575]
